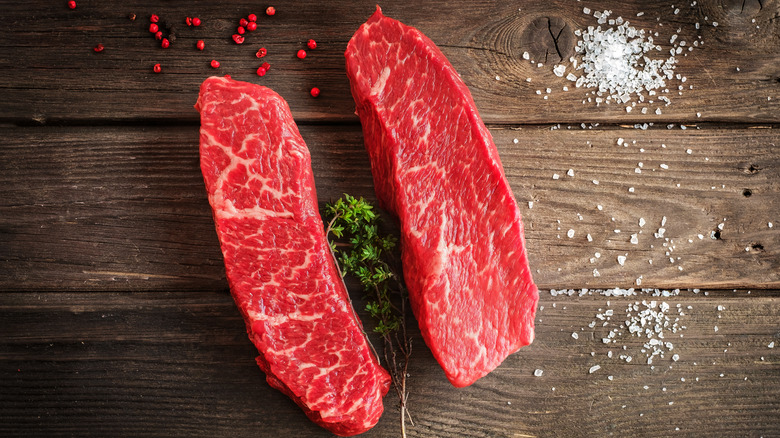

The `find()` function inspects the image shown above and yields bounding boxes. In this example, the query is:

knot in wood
[520,17,574,64]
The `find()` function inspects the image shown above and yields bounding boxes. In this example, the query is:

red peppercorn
[247,22,257,31]
[149,23,159,33]
[237,26,245,35]
[232,34,245,44]
[154,31,163,40]
[256,67,267,76]
[185,17,192,26]
[239,18,249,27]
[310,87,320,98]
[248,13,257,22]
[297,49,306,59]
[153,63,161,73]
[192,17,201,26]
[256,47,267,58]
[266,6,276,16]
[196,40,205,51]
[150,14,159,23]
[307,39,317,50]
[261,61,270,70]
[93,43,104,53]
[67,1,76,9]
[210,60,220,68]
[161,38,170,48]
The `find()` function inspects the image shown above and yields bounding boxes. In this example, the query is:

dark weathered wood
[0,0,778,124]
[1,125,778,291]
[1,291,778,437]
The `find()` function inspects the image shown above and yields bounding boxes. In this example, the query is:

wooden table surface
[1,1,779,436]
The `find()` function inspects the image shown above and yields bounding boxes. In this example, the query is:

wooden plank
[1,125,778,291]
[0,0,778,124]
[1,291,778,437]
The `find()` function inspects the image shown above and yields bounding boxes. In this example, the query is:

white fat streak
[369,66,392,97]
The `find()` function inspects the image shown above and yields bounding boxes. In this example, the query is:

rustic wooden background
[1,0,779,437]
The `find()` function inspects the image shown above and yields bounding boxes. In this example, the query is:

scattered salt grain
[589,365,601,374]
[553,64,566,77]
[534,369,544,377]
[572,332,579,340]
[522,52,530,60]
[553,173,560,180]
[567,169,575,177]
[567,229,575,239]
[769,342,775,349]
[528,201,534,209]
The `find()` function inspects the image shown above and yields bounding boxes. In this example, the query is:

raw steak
[345,8,538,388]
[196,76,390,436]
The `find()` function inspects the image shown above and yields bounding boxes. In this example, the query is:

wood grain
[0,0,778,125]
[1,291,778,437]
[1,125,777,292]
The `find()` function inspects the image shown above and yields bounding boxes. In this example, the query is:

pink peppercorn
[149,23,158,33]
[67,1,76,9]
[261,61,270,70]
[247,22,257,31]
[248,13,257,22]
[307,39,317,50]
[93,43,104,53]
[232,34,245,44]
[210,60,220,68]
[256,67,267,76]
[237,26,245,35]
[161,38,170,48]
[192,17,201,26]
[150,14,159,23]
[153,63,161,73]
[256,47,267,58]
[196,40,205,51]
[310,87,320,98]
[239,18,249,27]
[154,31,163,40]
[266,6,275,16]
[297,49,306,59]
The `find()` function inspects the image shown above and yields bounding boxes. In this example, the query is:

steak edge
[196,76,390,435]
[345,8,539,387]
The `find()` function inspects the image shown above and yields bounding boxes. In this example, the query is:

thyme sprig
[324,194,413,437]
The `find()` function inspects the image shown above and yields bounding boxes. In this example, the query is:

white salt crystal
[522,51,530,60]
[572,332,579,340]
[587,234,593,242]
[589,365,601,374]
[534,369,544,377]
[513,138,519,144]
[553,173,560,180]
[617,255,627,266]
[639,218,646,227]
[553,64,566,77]
[630,233,639,244]
[567,229,575,238]
[770,342,775,349]
[567,169,574,177]
[593,180,599,185]
[528,201,534,209]
[583,7,591,14]
[617,138,624,146]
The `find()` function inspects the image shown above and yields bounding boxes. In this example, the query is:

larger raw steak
[196,76,390,436]
[345,8,538,387]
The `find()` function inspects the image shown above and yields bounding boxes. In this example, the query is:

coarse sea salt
[565,11,679,107]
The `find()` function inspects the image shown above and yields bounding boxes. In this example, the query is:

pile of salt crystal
[556,10,679,109]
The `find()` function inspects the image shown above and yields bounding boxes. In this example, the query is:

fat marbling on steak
[196,76,390,436]
[345,7,538,387]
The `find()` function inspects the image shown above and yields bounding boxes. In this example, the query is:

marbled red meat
[345,8,538,387]
[196,76,390,436]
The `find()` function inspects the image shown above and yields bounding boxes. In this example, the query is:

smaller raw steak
[345,8,539,387]
[196,76,390,436]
